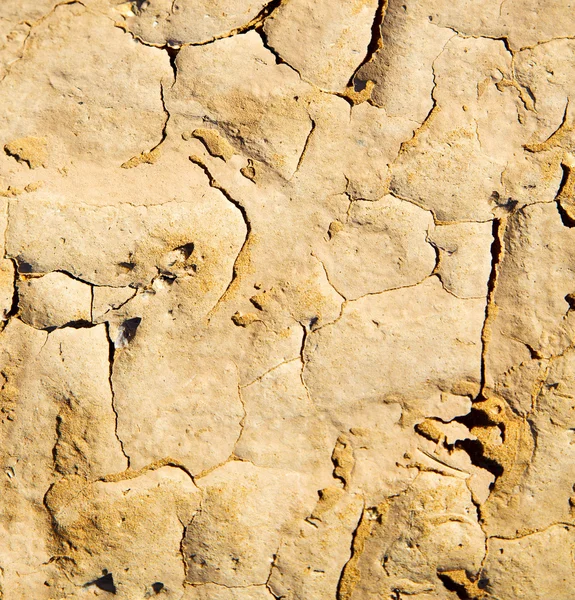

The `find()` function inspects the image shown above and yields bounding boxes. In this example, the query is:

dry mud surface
[1,1,575,599]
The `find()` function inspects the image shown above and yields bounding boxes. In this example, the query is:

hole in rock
[15,258,34,273]
[152,581,164,593]
[175,242,194,260]
[115,317,142,348]
[85,571,116,594]
[117,261,136,272]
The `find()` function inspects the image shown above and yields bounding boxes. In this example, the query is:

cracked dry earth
[1,1,575,600]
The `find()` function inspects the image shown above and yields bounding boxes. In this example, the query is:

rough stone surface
[1,1,574,599]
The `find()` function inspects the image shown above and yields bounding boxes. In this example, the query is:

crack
[193,455,257,482]
[255,25,356,108]
[188,156,251,319]
[99,456,197,485]
[121,77,173,168]
[311,253,347,302]
[348,0,388,87]
[7,260,98,287]
[264,540,283,599]
[42,482,66,554]
[496,76,536,113]
[89,284,94,323]
[0,0,87,83]
[186,582,273,591]
[387,190,440,225]
[73,197,206,211]
[290,115,316,178]
[426,24,537,115]
[256,14,299,72]
[116,0,285,49]
[528,360,551,414]
[309,272,452,336]
[488,521,574,542]
[229,361,247,459]
[93,286,138,321]
[298,322,311,396]
[312,297,349,334]
[2,192,12,263]
[392,33,456,159]
[104,321,130,468]
[336,501,376,600]
[517,36,575,51]
[354,273,443,301]
[240,357,301,389]
[523,100,571,154]
[480,218,506,394]
[416,447,471,478]
[424,227,480,301]
[180,501,198,582]
[427,22,515,53]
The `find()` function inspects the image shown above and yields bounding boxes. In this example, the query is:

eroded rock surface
[1,1,574,598]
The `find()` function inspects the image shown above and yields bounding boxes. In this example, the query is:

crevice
[43,319,96,333]
[3,257,20,322]
[165,46,179,83]
[9,261,96,286]
[104,321,130,468]
[348,0,388,88]
[555,161,575,227]
[52,414,63,474]
[89,284,94,323]
[453,438,504,481]
[298,322,309,380]
[154,80,171,150]
[255,10,299,71]
[480,218,506,394]
[188,156,251,319]
[290,116,316,178]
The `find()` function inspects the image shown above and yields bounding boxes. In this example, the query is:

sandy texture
[1,1,574,599]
